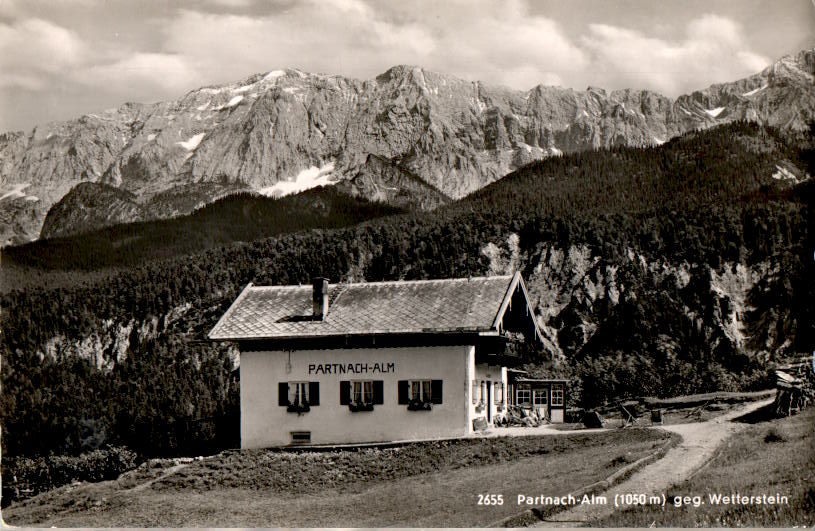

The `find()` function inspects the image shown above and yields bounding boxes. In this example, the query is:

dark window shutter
[278,382,290,406]
[339,381,350,405]
[373,380,384,404]
[431,380,443,404]
[309,382,319,406]
[397,380,408,405]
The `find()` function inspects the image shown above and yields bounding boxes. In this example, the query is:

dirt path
[533,398,774,527]
[124,463,189,492]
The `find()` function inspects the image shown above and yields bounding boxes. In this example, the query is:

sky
[0,0,813,133]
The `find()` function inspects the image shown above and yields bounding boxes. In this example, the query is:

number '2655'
[478,494,504,505]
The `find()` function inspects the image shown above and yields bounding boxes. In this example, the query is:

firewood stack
[774,357,814,417]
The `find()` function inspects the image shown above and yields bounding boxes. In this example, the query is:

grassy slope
[597,406,815,527]
[4,429,675,527]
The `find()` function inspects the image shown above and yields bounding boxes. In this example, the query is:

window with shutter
[346,380,376,411]
[405,379,436,410]
[281,381,316,413]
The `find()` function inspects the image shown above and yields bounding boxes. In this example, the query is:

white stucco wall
[240,345,475,448]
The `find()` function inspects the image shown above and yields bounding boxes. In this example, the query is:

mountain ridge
[0,48,813,244]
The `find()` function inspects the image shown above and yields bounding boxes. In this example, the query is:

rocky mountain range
[0,48,813,244]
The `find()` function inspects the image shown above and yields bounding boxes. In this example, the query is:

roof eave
[207,282,254,341]
[209,326,499,342]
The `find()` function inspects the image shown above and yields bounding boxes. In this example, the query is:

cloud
[0,2,785,132]
[580,14,771,95]
[0,18,89,89]
[161,0,585,89]
[78,52,199,95]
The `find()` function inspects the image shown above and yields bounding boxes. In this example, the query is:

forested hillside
[1,122,812,464]
[3,186,403,275]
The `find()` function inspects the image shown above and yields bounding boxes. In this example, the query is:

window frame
[551,383,564,406]
[400,379,442,410]
[533,388,548,407]
[516,383,531,406]
[409,379,432,403]
[350,380,374,405]
[288,381,310,406]
[280,381,318,413]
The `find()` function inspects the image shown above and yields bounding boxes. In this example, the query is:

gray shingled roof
[209,273,532,341]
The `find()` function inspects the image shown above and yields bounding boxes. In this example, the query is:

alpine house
[208,272,548,447]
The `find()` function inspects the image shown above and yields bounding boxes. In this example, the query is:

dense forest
[3,186,403,275]
[1,122,812,465]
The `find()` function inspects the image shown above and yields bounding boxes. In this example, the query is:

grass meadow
[4,429,674,527]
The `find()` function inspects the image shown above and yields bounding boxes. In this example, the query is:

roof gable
[208,274,542,343]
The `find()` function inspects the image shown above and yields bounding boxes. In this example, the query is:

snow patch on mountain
[176,133,205,151]
[200,86,229,95]
[518,142,538,153]
[264,70,286,81]
[0,183,31,201]
[705,107,725,118]
[742,85,767,97]
[226,95,244,108]
[257,161,338,198]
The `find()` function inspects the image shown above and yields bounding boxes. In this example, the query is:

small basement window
[290,431,311,444]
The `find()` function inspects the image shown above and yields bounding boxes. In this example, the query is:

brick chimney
[312,277,329,320]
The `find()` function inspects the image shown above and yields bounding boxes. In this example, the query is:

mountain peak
[762,47,815,82]
[375,64,427,83]
[1,49,814,244]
